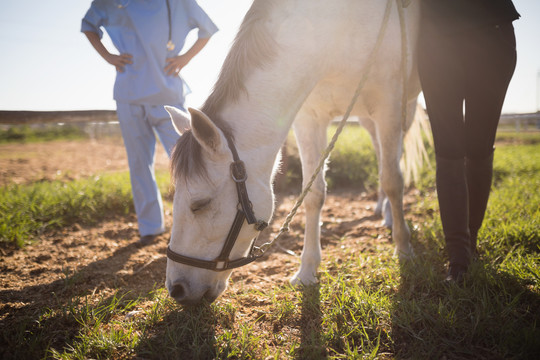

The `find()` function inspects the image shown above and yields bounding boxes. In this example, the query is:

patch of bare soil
[0,139,422,353]
[0,139,169,186]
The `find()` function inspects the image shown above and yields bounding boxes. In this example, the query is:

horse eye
[190,199,211,213]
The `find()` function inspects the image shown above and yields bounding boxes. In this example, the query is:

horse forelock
[202,0,278,115]
[171,130,204,184]
[171,121,235,184]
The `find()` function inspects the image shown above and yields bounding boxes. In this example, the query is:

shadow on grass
[392,255,540,359]
[135,304,219,359]
[298,284,327,359]
[0,239,166,359]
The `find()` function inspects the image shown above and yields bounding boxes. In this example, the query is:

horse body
[166,0,422,305]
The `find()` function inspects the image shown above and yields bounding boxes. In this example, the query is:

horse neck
[203,0,327,178]
[216,62,320,178]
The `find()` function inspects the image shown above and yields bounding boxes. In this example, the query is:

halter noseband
[166,134,268,271]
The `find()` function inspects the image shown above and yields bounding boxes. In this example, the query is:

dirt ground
[0,139,421,340]
[0,139,170,186]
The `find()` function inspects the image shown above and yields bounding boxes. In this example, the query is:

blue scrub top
[81,0,218,105]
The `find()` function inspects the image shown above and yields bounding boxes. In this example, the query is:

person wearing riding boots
[418,0,520,282]
[81,0,218,246]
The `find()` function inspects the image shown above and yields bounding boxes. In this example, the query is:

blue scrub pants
[116,102,181,237]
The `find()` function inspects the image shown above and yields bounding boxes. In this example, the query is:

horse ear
[188,108,229,158]
[165,105,190,135]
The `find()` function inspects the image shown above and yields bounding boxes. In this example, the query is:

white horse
[165,0,424,305]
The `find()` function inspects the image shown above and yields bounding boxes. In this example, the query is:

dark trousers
[418,21,517,273]
[418,22,517,160]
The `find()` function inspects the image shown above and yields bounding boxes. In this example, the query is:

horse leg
[359,117,392,226]
[376,112,414,259]
[289,115,328,286]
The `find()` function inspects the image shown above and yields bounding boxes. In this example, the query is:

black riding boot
[466,151,494,258]
[436,156,471,283]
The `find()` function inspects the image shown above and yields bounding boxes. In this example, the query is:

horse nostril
[170,282,186,301]
[203,290,218,304]
[168,281,215,306]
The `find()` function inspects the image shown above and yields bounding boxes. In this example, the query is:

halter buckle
[255,220,268,231]
[230,161,248,182]
[214,260,228,270]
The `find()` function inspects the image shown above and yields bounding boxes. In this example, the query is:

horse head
[164,106,273,306]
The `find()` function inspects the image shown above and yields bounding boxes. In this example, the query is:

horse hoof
[290,272,318,287]
[394,247,415,261]
[381,219,393,229]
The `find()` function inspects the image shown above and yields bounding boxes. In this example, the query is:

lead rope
[254,0,409,257]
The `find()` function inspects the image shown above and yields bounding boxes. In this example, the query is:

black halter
[166,134,269,271]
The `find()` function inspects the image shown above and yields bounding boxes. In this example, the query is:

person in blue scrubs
[82,0,218,246]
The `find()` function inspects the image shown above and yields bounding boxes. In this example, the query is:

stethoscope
[114,0,175,51]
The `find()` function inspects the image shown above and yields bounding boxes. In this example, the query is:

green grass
[283,125,379,191]
[495,130,540,144]
[2,132,539,359]
[0,171,171,248]
[0,174,132,248]
[0,124,88,144]
[326,126,379,190]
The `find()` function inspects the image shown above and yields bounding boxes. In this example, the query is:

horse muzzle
[166,277,224,306]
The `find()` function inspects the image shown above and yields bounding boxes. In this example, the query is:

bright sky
[0,0,539,114]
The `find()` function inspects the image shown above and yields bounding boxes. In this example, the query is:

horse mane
[201,0,278,117]
[171,0,278,183]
